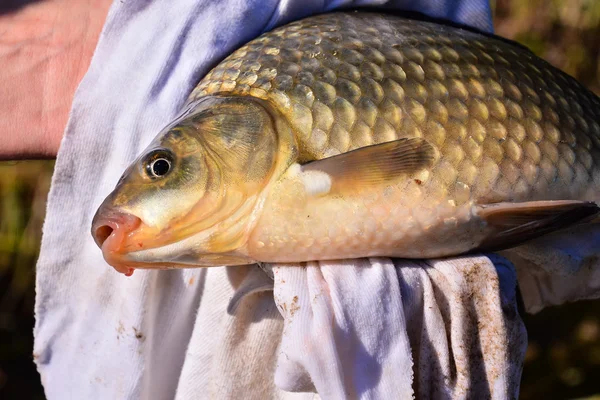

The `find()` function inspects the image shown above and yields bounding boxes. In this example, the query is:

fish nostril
[95,225,114,247]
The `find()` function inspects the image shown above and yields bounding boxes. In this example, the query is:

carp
[91,12,600,275]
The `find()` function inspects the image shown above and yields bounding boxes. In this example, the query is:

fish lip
[91,208,143,274]
[91,209,142,248]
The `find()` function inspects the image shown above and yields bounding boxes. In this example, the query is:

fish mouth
[91,204,258,274]
[92,208,144,276]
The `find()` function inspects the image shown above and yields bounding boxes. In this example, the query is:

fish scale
[190,12,600,207]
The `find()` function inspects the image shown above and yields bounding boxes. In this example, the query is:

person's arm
[0,0,111,159]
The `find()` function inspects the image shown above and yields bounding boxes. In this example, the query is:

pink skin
[92,209,142,276]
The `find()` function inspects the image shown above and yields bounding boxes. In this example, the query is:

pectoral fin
[475,200,600,252]
[301,138,436,194]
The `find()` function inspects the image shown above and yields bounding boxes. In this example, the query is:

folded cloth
[501,223,600,314]
[32,0,599,399]
[272,256,526,399]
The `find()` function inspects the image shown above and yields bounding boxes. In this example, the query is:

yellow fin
[475,200,600,252]
[301,138,435,193]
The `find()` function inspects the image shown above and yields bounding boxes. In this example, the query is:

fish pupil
[151,159,170,176]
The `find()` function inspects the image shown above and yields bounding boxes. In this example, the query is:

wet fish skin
[189,12,600,261]
[192,12,600,203]
[92,12,600,273]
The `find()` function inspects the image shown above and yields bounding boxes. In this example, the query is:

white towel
[32,0,599,398]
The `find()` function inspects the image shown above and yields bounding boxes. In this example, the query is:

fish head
[91,95,292,275]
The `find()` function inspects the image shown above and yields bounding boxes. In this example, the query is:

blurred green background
[0,0,599,398]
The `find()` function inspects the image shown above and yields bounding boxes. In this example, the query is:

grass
[0,160,52,399]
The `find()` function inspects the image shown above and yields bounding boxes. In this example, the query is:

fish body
[92,12,600,274]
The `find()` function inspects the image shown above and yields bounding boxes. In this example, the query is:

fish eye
[144,150,174,179]
[151,158,171,176]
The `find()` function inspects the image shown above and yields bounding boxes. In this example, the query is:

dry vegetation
[0,0,599,398]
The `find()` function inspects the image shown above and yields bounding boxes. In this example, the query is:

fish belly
[248,176,487,261]
[247,167,600,262]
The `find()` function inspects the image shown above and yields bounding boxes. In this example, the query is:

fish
[91,11,600,276]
